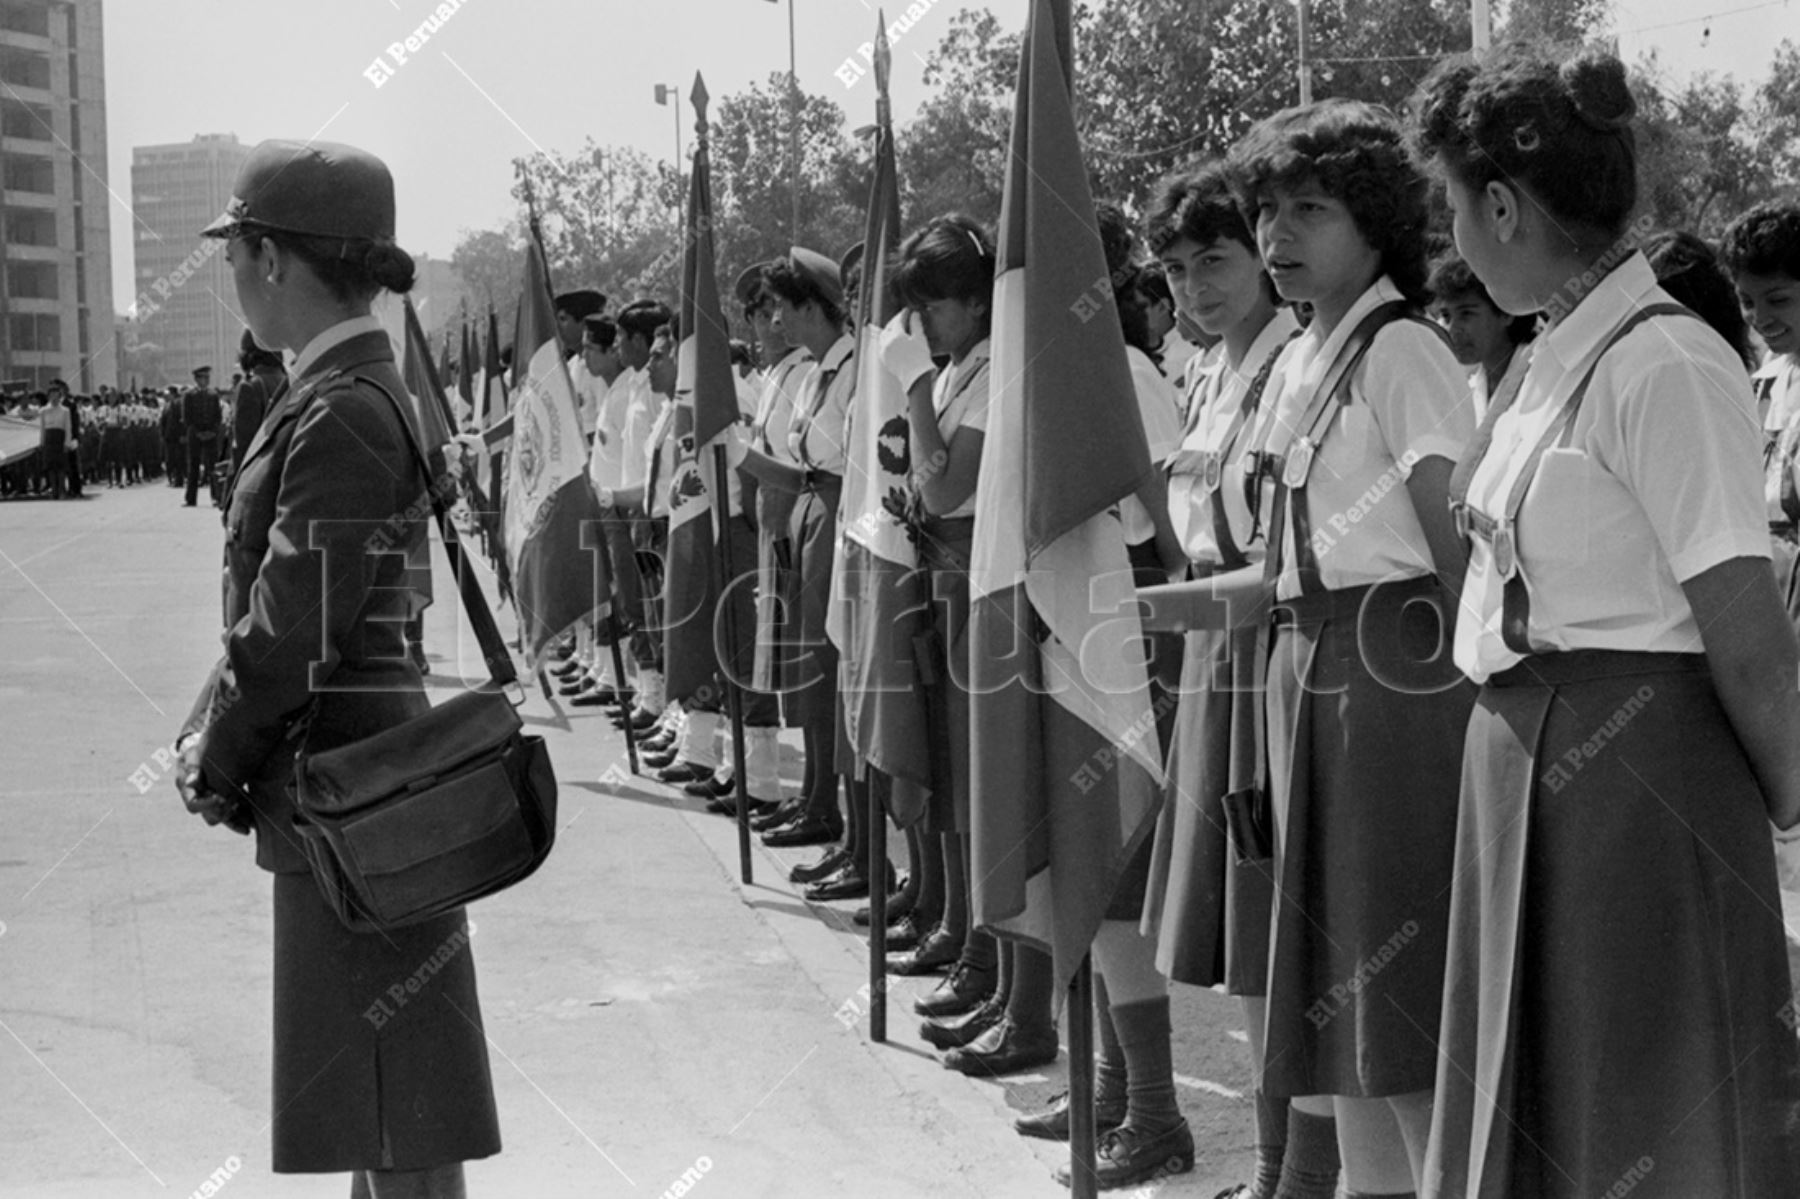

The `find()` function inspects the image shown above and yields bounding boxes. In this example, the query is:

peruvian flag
[828,15,934,826]
[968,0,1165,993]
[502,240,606,667]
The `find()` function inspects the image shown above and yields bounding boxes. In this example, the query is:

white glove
[879,311,937,393]
[595,485,615,509]
[1774,821,1800,893]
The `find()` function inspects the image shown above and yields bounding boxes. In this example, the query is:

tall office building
[129,132,249,384]
[0,0,115,393]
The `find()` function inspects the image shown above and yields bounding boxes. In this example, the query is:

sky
[97,0,1796,317]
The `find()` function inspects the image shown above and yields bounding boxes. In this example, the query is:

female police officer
[174,140,500,1199]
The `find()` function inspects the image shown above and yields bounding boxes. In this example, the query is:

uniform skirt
[1262,575,1472,1099]
[787,476,841,730]
[271,874,501,1173]
[920,518,974,834]
[1140,621,1274,992]
[1423,650,1800,1199]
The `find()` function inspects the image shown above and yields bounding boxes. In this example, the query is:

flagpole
[867,771,887,1042]
[1068,955,1097,1199]
[712,440,754,884]
[685,74,756,885]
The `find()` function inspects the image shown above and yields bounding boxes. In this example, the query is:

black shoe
[751,799,804,833]
[656,761,714,785]
[1053,1120,1195,1190]
[941,1016,1059,1076]
[804,862,886,903]
[913,959,997,1018]
[593,686,635,706]
[853,883,917,927]
[920,995,1005,1051]
[642,748,679,771]
[558,674,595,696]
[569,687,611,707]
[642,727,679,755]
[616,708,660,733]
[1014,1089,1127,1143]
[550,659,585,680]
[789,846,851,885]
[761,815,843,848]
[888,926,962,976]
[688,774,734,799]
[881,909,935,952]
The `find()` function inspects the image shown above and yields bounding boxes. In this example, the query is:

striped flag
[663,73,742,705]
[502,240,605,667]
[828,14,933,825]
[968,0,1164,993]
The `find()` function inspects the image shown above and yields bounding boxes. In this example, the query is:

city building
[128,131,249,386]
[0,0,115,394]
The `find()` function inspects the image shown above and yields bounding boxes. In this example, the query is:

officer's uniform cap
[555,289,607,320]
[787,246,844,311]
[201,139,398,247]
[734,261,773,308]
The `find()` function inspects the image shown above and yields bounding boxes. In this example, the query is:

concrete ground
[0,483,1264,1198]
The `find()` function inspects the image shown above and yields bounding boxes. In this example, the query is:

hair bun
[1560,50,1635,132]
[365,242,416,294]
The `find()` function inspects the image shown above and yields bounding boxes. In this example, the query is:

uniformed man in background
[182,365,224,507]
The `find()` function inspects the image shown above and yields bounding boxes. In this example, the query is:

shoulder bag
[290,377,557,932]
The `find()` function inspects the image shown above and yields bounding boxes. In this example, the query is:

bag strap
[1448,301,1694,654]
[362,375,518,690]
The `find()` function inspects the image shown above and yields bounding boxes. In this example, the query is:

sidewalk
[0,486,1259,1198]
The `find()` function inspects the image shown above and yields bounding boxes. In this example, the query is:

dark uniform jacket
[182,387,223,439]
[230,371,277,476]
[180,328,431,874]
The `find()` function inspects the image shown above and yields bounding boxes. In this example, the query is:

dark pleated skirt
[1262,577,1472,1099]
[920,521,975,835]
[271,874,501,1173]
[1423,651,1800,1199]
[787,480,841,730]
[1141,622,1275,991]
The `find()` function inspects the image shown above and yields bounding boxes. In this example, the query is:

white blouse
[1258,276,1474,601]
[1454,253,1768,682]
[1168,308,1299,567]
[930,339,992,521]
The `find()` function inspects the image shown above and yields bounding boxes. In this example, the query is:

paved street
[3,482,1293,1196]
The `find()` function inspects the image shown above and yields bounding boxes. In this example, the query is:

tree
[709,72,868,295]
[512,142,683,302]
[1634,41,1800,239]
[449,227,524,315]
[1497,0,1611,44]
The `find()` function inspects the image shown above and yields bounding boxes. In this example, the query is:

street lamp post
[654,82,684,232]
[761,0,800,245]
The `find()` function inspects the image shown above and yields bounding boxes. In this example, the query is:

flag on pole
[401,297,459,468]
[456,317,475,426]
[828,13,933,826]
[483,305,514,603]
[502,240,604,666]
[663,72,741,705]
[967,0,1165,995]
